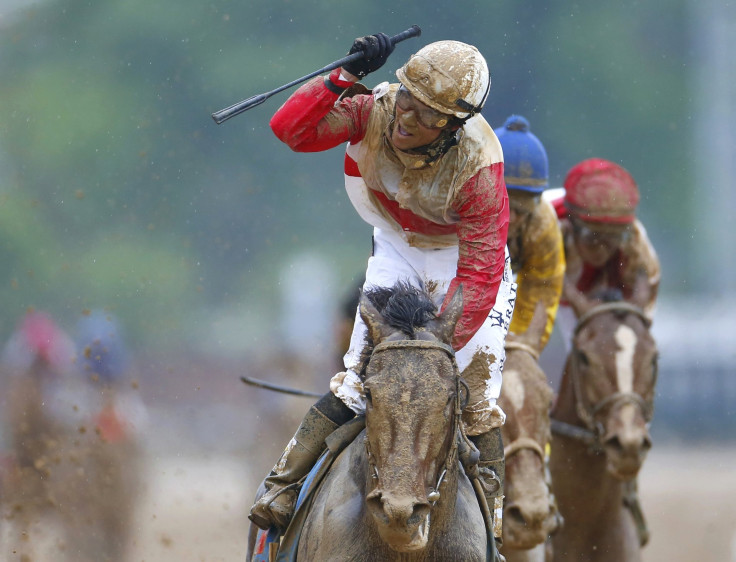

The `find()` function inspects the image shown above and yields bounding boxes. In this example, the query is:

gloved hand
[342,33,394,79]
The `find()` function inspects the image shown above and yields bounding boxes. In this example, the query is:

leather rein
[550,302,653,450]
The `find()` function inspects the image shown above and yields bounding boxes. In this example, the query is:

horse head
[358,282,463,553]
[499,302,561,550]
[556,298,658,480]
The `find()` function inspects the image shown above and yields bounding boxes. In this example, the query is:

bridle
[551,302,654,450]
[363,339,464,506]
[502,341,545,463]
[503,341,562,534]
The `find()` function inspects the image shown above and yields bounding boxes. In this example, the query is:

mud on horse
[549,298,658,561]
[248,283,501,561]
[498,303,562,562]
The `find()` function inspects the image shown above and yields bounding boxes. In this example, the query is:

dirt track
[114,445,736,562]
[5,444,732,561]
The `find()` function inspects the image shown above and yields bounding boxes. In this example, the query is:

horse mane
[591,288,624,303]
[357,282,438,378]
[364,281,438,338]
[587,288,648,323]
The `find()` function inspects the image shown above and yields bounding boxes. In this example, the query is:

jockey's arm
[442,164,509,350]
[509,199,565,351]
[270,69,373,152]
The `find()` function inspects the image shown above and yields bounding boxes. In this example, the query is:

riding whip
[240,375,322,398]
[211,25,421,124]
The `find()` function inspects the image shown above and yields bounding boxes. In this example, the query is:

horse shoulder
[298,432,371,561]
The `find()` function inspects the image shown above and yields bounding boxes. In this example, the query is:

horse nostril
[604,435,624,453]
[407,502,430,527]
[641,435,653,451]
[366,493,389,525]
[505,505,526,526]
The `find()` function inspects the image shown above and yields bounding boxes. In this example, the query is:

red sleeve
[552,194,567,219]
[442,163,509,350]
[269,69,374,151]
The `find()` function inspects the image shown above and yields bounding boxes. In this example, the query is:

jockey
[494,115,564,355]
[75,310,147,442]
[249,35,515,539]
[2,311,75,376]
[1,311,76,470]
[545,158,661,347]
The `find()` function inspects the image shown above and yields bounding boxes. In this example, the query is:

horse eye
[577,351,589,366]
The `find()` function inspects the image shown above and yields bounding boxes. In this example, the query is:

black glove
[342,33,394,79]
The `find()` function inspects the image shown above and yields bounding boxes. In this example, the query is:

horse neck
[551,354,581,426]
[551,357,627,511]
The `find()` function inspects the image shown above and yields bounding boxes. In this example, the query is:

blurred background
[0,0,734,560]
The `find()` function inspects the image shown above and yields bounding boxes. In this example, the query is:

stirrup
[249,483,299,531]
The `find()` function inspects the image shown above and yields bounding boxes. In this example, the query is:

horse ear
[433,284,464,344]
[518,301,547,350]
[359,291,394,345]
[564,279,595,318]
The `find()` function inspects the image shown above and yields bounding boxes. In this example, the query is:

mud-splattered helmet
[564,158,639,223]
[396,40,490,121]
[76,310,128,383]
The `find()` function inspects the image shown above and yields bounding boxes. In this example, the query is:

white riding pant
[330,227,516,435]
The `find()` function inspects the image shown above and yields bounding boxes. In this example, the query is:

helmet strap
[454,75,490,118]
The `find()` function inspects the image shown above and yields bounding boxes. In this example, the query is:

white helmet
[396,40,490,120]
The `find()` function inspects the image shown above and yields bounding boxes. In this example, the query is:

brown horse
[0,361,86,561]
[549,300,657,561]
[1,364,143,562]
[249,283,496,561]
[499,305,561,562]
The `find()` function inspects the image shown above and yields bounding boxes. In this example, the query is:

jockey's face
[507,191,540,240]
[571,217,632,267]
[391,87,449,151]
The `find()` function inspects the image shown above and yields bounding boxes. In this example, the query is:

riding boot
[249,391,354,532]
[471,427,505,561]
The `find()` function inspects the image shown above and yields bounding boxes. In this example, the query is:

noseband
[502,341,546,465]
[502,342,561,532]
[552,302,654,449]
[364,339,463,506]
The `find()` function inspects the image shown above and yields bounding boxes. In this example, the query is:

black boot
[249,392,354,531]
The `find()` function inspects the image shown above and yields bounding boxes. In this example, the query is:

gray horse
[248,283,495,561]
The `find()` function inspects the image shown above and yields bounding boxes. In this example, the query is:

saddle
[252,416,366,562]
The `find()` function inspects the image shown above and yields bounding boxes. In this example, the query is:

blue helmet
[76,310,128,383]
[495,115,549,194]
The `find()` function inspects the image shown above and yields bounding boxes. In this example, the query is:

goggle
[572,219,632,246]
[509,194,541,218]
[396,85,451,130]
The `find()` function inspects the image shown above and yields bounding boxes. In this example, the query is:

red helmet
[18,311,73,371]
[563,158,639,223]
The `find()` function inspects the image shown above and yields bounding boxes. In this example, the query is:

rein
[552,302,653,449]
[364,339,462,506]
[504,340,540,362]
[504,437,545,462]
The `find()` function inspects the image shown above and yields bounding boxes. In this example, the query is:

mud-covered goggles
[396,85,452,130]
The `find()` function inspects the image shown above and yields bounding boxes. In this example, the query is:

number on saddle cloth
[252,527,281,562]
[251,451,331,562]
